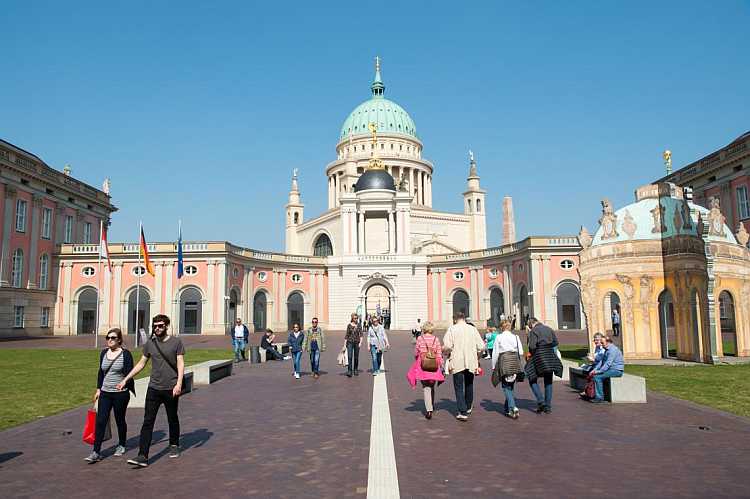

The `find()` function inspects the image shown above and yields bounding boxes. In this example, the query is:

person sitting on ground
[484,326,498,360]
[588,336,624,403]
[261,329,289,361]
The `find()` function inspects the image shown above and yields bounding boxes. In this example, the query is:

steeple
[371,56,385,98]
[288,168,301,205]
[467,149,480,190]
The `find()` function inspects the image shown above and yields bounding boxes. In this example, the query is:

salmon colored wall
[286,270,311,294]
[512,258,527,286]
[254,268,273,291]
[549,255,580,286]
[483,266,504,287]
[446,267,471,295]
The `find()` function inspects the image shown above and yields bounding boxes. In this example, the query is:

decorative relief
[681,200,693,230]
[696,213,705,236]
[639,275,654,331]
[622,210,637,239]
[673,205,683,234]
[598,199,618,240]
[650,202,667,233]
[707,197,727,237]
[736,223,750,247]
[615,274,635,328]
[578,226,592,249]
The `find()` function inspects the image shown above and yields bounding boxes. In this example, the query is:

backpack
[420,336,439,372]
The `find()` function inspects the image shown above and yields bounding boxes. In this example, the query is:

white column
[502,264,512,317]
[102,266,111,330]
[417,171,423,205]
[0,184,17,285]
[244,266,254,327]
[27,195,42,288]
[113,262,123,329]
[272,270,279,323]
[206,261,215,331]
[426,176,432,207]
[440,270,449,323]
[388,211,395,254]
[410,169,416,204]
[62,262,73,332]
[431,270,440,322]
[218,261,227,333]
[154,261,163,314]
[279,270,287,328]
[477,266,486,323]
[358,212,365,254]
[310,270,318,322]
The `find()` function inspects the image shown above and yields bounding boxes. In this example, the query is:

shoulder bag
[150,336,179,374]
[420,336,439,372]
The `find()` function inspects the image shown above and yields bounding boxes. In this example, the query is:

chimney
[502,196,516,244]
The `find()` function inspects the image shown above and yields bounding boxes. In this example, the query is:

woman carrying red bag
[406,321,445,420]
[85,328,135,463]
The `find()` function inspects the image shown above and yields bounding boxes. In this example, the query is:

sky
[2,1,749,250]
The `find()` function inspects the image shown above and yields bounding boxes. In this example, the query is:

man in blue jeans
[231,318,249,362]
[589,336,624,403]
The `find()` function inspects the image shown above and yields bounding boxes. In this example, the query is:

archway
[518,284,529,327]
[719,291,737,356]
[365,284,391,327]
[287,292,304,330]
[253,291,268,331]
[658,290,676,358]
[605,292,622,348]
[76,288,98,335]
[180,287,203,335]
[313,233,333,257]
[227,288,240,334]
[127,288,151,335]
[489,288,504,327]
[453,289,470,319]
[556,282,581,329]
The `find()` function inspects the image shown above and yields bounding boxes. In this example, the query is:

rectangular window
[64,215,73,243]
[41,207,52,239]
[39,254,49,290]
[83,222,92,244]
[40,307,50,327]
[14,306,24,328]
[737,186,750,220]
[15,199,27,232]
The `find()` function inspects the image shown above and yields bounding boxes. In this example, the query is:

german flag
[139,225,155,276]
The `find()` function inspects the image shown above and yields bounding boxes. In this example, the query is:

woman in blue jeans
[491,320,524,419]
[367,316,389,375]
[287,323,304,379]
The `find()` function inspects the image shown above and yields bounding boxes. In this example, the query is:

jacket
[287,331,305,353]
[442,320,485,373]
[598,344,625,372]
[230,324,250,342]
[97,348,136,395]
[524,323,563,382]
[302,327,326,352]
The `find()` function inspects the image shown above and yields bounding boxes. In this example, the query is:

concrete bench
[128,371,194,408]
[258,342,289,363]
[186,359,233,385]
[568,366,647,403]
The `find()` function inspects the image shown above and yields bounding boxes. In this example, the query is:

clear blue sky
[3,1,748,250]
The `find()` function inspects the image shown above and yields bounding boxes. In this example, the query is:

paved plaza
[2,330,750,498]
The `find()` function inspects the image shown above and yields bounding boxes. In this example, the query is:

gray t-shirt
[101,353,126,393]
[143,336,185,391]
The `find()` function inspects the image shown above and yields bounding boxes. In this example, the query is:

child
[484,326,498,360]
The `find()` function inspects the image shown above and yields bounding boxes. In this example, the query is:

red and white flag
[99,222,112,272]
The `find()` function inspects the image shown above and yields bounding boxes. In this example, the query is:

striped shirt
[100,353,126,392]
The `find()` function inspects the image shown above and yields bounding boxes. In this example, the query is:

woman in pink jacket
[407,321,445,419]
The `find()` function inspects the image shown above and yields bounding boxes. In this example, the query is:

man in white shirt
[231,318,249,362]
[442,312,485,421]
[412,318,422,341]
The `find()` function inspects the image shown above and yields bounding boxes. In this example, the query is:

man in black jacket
[231,318,250,362]
[524,318,562,414]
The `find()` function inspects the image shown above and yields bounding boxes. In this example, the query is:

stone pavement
[1,330,750,498]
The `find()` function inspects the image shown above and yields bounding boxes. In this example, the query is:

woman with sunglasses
[85,328,135,463]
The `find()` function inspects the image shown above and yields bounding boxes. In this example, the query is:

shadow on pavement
[147,428,214,465]
[0,451,23,466]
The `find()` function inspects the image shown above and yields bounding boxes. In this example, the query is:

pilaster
[27,195,43,288]
[0,184,17,286]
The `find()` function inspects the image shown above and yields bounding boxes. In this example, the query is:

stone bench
[258,342,289,363]
[128,371,194,409]
[568,366,647,403]
[186,359,233,385]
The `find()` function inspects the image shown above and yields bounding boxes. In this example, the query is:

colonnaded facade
[46,61,583,337]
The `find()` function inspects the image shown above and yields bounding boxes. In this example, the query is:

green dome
[339,60,418,141]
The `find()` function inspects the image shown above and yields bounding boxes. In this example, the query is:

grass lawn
[558,344,750,418]
[0,349,232,431]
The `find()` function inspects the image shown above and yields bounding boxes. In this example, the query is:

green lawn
[0,349,232,431]
[558,344,750,418]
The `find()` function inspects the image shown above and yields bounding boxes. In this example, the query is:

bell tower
[463,150,487,250]
[285,169,304,254]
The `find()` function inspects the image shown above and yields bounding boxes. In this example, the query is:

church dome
[339,59,417,141]
[354,169,396,192]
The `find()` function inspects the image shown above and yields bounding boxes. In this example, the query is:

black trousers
[139,387,180,457]
[452,369,475,415]
[94,390,130,453]
[346,342,360,373]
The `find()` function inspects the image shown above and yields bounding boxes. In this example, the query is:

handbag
[83,400,112,445]
[584,378,596,399]
[337,347,348,366]
[515,336,526,383]
[420,336,439,372]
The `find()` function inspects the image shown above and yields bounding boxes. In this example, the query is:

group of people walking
[85,314,185,468]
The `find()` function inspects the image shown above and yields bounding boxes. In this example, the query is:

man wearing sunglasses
[117,314,185,467]
[231,318,250,362]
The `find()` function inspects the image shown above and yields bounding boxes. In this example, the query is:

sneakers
[113,445,126,457]
[127,455,149,467]
[425,411,433,420]
[346,371,352,378]
[168,445,181,458]
[535,403,545,414]
[466,406,473,415]
[313,373,320,379]
[84,451,101,463]
[589,398,606,404]
[507,408,519,419]
[354,370,359,376]
[294,372,300,379]
[456,414,468,421]
[283,355,292,360]
[544,406,552,414]
[372,370,379,376]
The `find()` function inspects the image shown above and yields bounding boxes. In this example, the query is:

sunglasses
[153,324,166,329]
[106,336,118,341]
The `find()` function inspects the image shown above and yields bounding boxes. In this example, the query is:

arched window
[313,234,333,257]
[476,199,482,213]
[11,248,23,288]
[453,290,470,318]
[467,199,472,212]
[39,254,49,290]
[293,213,299,224]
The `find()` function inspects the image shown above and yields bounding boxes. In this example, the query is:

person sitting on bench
[588,336,624,403]
[261,329,288,361]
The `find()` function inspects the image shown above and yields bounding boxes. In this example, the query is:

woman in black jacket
[85,328,136,463]
[524,318,563,414]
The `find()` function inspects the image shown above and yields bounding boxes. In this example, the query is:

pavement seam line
[367,360,400,499]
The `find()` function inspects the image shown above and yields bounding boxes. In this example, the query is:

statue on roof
[708,197,727,237]
[102,177,111,195]
[599,198,619,240]
[397,172,409,192]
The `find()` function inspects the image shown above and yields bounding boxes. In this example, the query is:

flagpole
[177,219,182,337]
[94,220,103,349]
[135,221,142,348]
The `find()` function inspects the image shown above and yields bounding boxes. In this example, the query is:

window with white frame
[132,266,146,277]
[82,266,96,277]
[560,259,575,270]
[15,199,27,232]
[291,273,303,283]
[14,306,24,327]
[453,271,465,281]
[184,265,198,276]
[40,307,50,327]
[488,268,499,278]
[64,215,74,243]
[41,207,52,239]
[232,267,239,278]
[39,254,49,289]
[737,186,750,220]
[257,271,268,282]
[83,222,92,244]
[11,248,23,288]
